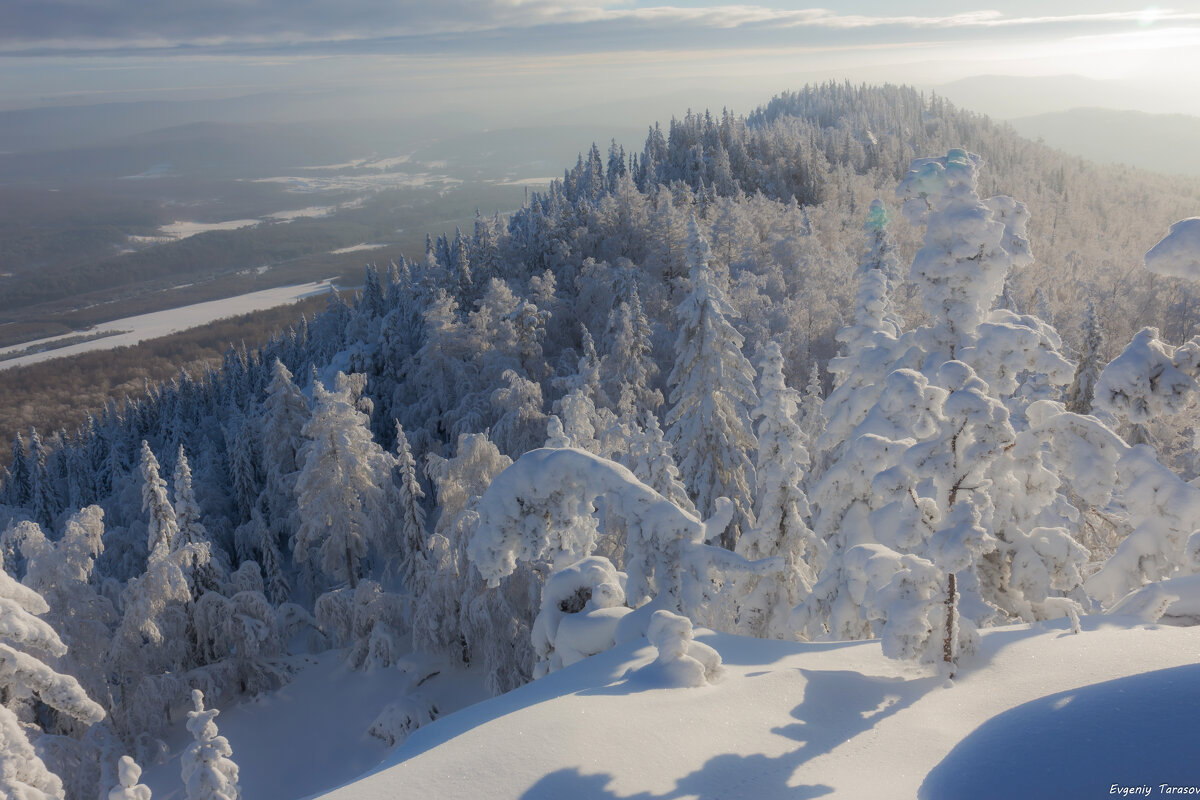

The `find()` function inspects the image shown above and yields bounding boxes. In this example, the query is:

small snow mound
[108,756,151,800]
[532,557,631,678]
[635,610,723,688]
[368,695,439,747]
[1145,217,1200,280]
[1110,575,1200,625]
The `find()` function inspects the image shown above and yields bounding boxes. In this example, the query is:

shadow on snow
[521,666,941,800]
[920,663,1200,800]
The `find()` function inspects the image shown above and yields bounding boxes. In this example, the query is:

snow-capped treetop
[0,538,106,800]
[182,689,240,800]
[140,441,177,559]
[108,756,152,800]
[896,149,1032,360]
[666,212,758,548]
[1145,217,1200,281]
[1093,327,1199,424]
[469,447,777,626]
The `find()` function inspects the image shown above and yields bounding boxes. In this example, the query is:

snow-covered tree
[0,564,105,800]
[666,214,758,549]
[3,507,115,712]
[173,447,222,594]
[391,422,428,596]
[2,432,32,509]
[181,690,240,800]
[603,287,662,414]
[414,433,526,693]
[489,370,548,458]
[28,428,58,530]
[140,441,177,559]
[108,756,152,800]
[629,412,696,517]
[294,373,393,590]
[735,342,824,639]
[470,447,777,634]
[259,359,311,533]
[192,589,287,696]
[1065,300,1104,415]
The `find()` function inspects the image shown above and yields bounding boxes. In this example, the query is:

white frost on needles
[1145,217,1200,280]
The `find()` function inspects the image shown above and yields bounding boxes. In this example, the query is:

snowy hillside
[169,617,1195,800]
[5,84,1200,800]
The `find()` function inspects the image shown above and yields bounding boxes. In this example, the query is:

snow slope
[138,651,490,800]
[306,618,1199,800]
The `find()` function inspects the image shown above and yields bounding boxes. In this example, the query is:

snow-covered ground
[0,279,336,371]
[254,171,461,194]
[329,243,390,255]
[135,618,1200,800]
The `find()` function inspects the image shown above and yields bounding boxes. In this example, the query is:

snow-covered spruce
[181,689,240,800]
[108,755,152,800]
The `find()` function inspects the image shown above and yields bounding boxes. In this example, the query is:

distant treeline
[0,295,327,452]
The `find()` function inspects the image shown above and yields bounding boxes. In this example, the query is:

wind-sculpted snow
[1094,327,1200,423]
[531,556,631,677]
[1145,217,1200,280]
[469,447,781,629]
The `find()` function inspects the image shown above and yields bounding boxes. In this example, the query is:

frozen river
[0,279,336,371]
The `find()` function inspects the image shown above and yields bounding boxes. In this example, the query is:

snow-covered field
[0,279,336,371]
[134,618,1200,800]
[329,243,390,255]
[254,171,461,194]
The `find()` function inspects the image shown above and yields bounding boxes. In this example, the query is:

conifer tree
[392,422,428,596]
[173,447,222,594]
[1066,299,1105,415]
[29,427,58,530]
[736,342,824,638]
[140,441,177,558]
[666,213,758,549]
[3,432,31,508]
[294,373,392,590]
[259,359,311,534]
[631,412,697,518]
[181,690,240,800]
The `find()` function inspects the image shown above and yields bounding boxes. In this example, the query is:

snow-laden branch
[1027,400,1200,606]
[469,447,777,617]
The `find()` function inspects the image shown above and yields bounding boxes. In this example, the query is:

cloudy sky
[2,1,1198,120]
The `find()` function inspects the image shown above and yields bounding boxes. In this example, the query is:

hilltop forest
[2,83,1200,799]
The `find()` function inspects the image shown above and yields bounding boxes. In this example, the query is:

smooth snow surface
[140,651,489,800]
[1145,217,1200,280]
[311,620,1199,800]
[0,280,335,371]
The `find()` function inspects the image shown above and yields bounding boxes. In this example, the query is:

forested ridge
[3,82,1200,799]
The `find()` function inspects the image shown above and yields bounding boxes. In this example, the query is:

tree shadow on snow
[519,762,834,800]
[920,663,1200,800]
[522,668,939,800]
[772,668,938,757]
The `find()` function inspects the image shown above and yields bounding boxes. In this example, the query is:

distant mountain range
[930,75,1200,177]
[1008,108,1200,177]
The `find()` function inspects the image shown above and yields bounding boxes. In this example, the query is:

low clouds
[4,1,1200,57]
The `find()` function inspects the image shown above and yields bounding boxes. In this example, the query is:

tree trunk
[943,571,957,677]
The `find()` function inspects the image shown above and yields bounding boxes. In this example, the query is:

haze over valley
[4,4,1200,800]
